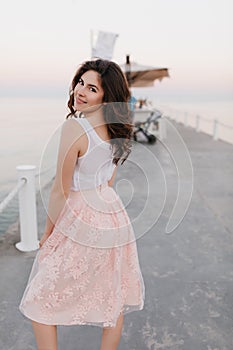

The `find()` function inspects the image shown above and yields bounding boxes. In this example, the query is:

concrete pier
[0,120,233,350]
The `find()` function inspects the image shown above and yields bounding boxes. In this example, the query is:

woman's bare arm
[108,166,117,187]
[40,119,84,245]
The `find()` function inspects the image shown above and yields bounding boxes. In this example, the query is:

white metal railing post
[196,115,200,132]
[213,119,218,141]
[15,165,39,252]
[184,112,188,127]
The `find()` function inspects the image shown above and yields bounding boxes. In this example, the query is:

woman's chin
[74,103,103,115]
[74,104,84,112]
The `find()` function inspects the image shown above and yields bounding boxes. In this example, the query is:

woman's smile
[76,96,87,105]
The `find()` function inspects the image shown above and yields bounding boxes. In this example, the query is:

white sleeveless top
[70,117,116,191]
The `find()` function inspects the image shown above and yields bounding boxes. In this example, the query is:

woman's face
[73,70,104,113]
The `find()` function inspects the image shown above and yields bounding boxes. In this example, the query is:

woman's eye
[90,87,97,93]
[78,79,84,85]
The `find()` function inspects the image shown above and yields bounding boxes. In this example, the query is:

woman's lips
[76,97,86,104]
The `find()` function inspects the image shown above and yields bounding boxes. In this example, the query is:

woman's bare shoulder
[58,118,88,151]
[61,117,86,134]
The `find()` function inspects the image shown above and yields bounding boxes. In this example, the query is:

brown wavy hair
[66,59,133,165]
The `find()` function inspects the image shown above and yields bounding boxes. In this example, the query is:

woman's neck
[82,108,105,126]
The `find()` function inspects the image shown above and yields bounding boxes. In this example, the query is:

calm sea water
[0,97,67,235]
[0,95,232,235]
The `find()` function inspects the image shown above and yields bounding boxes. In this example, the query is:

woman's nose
[77,86,86,96]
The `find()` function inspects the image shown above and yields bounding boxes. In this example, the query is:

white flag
[91,30,119,60]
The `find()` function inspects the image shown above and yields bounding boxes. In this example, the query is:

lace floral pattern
[19,186,145,327]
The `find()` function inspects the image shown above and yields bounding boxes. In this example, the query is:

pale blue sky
[0,0,232,98]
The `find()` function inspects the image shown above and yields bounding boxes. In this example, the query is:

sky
[0,0,232,99]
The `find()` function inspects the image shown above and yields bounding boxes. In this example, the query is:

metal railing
[0,178,26,214]
[0,165,54,252]
[159,105,233,144]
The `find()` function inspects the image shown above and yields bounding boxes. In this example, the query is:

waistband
[70,182,109,194]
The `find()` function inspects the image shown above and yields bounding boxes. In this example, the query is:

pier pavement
[0,120,233,350]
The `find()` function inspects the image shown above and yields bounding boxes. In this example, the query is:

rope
[168,110,233,130]
[218,121,233,129]
[197,116,233,129]
[0,178,26,214]
[0,165,55,214]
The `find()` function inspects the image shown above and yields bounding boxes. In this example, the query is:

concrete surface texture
[0,119,233,350]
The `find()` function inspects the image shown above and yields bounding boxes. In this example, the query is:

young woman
[19,59,145,350]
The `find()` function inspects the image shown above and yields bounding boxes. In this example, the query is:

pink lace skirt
[19,184,145,327]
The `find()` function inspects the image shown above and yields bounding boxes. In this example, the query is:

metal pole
[15,165,39,252]
[196,115,200,132]
[125,54,131,87]
[184,112,188,127]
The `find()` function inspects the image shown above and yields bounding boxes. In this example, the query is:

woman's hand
[39,232,51,248]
